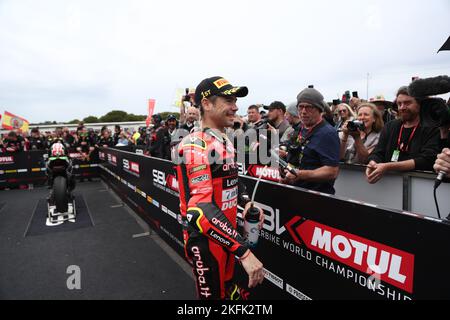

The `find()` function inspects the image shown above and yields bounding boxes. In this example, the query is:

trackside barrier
[0,150,100,188]
[98,147,450,300]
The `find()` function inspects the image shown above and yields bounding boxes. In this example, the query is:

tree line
[32,110,180,125]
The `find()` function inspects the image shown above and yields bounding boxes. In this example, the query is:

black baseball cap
[166,114,177,121]
[194,76,248,105]
[264,101,286,112]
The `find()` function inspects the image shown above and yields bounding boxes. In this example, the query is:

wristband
[239,250,251,261]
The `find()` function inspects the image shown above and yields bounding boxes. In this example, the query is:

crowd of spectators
[176,80,450,195]
[2,78,450,196]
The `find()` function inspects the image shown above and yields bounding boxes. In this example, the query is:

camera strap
[296,120,326,165]
[297,120,326,145]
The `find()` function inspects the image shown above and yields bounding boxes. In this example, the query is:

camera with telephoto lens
[347,120,365,132]
[254,115,269,130]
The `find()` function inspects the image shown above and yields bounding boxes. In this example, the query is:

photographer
[340,103,384,164]
[366,86,440,184]
[280,87,340,195]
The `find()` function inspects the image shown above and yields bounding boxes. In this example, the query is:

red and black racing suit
[176,129,251,300]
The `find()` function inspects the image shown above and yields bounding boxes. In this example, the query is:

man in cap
[175,76,264,300]
[280,102,302,143]
[264,101,290,139]
[280,87,340,194]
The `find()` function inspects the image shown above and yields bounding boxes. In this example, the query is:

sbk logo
[108,154,117,165]
[123,159,139,174]
[152,169,179,192]
[285,217,415,294]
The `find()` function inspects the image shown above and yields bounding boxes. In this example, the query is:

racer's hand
[240,250,264,289]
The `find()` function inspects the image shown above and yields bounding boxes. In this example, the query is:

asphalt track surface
[0,180,196,300]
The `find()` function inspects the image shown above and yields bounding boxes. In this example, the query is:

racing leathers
[176,129,251,300]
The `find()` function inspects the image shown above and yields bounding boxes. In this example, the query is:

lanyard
[297,120,324,144]
[397,124,418,152]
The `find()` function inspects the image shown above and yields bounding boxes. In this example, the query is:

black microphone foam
[408,75,450,98]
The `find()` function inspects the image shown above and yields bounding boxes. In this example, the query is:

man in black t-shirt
[28,128,47,151]
[366,86,440,184]
[97,129,115,148]
[75,128,95,161]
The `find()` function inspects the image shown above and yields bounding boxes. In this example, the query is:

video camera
[408,75,450,127]
[270,149,297,177]
[347,120,365,132]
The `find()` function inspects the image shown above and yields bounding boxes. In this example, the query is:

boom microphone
[408,75,450,98]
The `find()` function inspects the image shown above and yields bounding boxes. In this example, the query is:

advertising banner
[0,150,100,188]
[98,147,450,300]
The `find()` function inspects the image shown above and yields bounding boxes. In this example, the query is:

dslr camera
[347,120,365,132]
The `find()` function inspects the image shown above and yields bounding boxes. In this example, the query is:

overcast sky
[1,0,449,123]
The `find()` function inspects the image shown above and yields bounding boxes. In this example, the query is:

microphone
[408,75,450,98]
[435,170,447,189]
